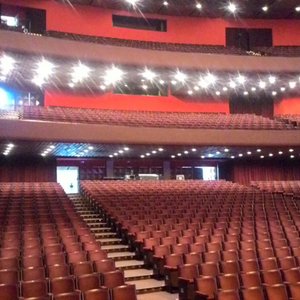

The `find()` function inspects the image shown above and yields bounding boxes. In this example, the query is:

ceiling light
[49,145,55,149]
[188,90,193,95]
[280,87,286,92]
[208,154,213,158]
[140,155,145,158]
[262,5,268,12]
[223,87,228,91]
[227,3,237,13]
[124,147,130,151]
[118,150,124,153]
[36,59,54,79]
[251,87,256,92]
[88,146,94,150]
[104,66,124,85]
[205,73,217,85]
[289,81,296,89]
[109,155,113,158]
[184,151,189,154]
[201,155,205,159]
[0,54,15,75]
[194,86,200,91]
[141,68,156,81]
[224,148,229,152]
[238,153,243,157]
[68,83,75,88]
[278,151,283,155]
[7,143,14,148]
[171,155,175,158]
[247,151,252,155]
[126,0,139,6]
[177,153,182,156]
[229,80,236,89]
[196,3,202,9]
[289,149,294,152]
[272,91,277,96]
[259,81,266,89]
[243,91,249,96]
[152,150,157,154]
[216,91,221,96]
[32,75,45,87]
[163,1,168,6]
[171,80,177,85]
[191,148,197,152]
[142,85,148,90]
[269,153,273,157]
[257,149,262,152]
[158,148,164,152]
[71,62,90,83]
[260,155,265,159]
[113,152,118,156]
[269,75,276,84]
[84,149,89,153]
[159,80,165,85]
[291,155,295,159]
[100,85,106,90]
[146,153,151,156]
[216,151,221,155]
[230,156,235,159]
[174,71,187,83]
[295,6,300,12]
[237,75,246,84]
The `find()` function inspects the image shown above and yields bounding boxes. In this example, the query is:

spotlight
[104,66,124,85]
[196,3,202,9]
[141,68,156,81]
[269,76,276,84]
[163,1,168,6]
[289,81,296,89]
[174,71,187,83]
[259,81,266,89]
[71,62,90,83]
[227,2,237,13]
[262,6,268,12]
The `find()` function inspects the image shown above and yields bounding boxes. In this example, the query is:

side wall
[274,98,300,115]
[1,0,300,45]
[44,91,230,113]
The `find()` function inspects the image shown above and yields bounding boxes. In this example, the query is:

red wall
[2,0,300,45]
[44,91,229,113]
[274,98,300,115]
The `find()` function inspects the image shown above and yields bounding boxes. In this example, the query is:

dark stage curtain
[232,160,300,185]
[0,157,56,182]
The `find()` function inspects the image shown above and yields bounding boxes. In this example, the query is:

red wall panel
[274,98,300,115]
[2,0,300,45]
[44,91,229,113]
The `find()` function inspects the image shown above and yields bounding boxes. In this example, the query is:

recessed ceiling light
[171,80,177,85]
[152,150,157,154]
[289,81,296,89]
[251,87,256,92]
[7,143,14,148]
[247,151,252,155]
[269,75,276,84]
[229,80,236,89]
[68,82,75,88]
[272,91,277,96]
[290,155,295,159]
[223,87,228,91]
[36,59,54,79]
[224,148,229,152]
[142,85,148,90]
[0,54,15,76]
[201,155,205,159]
[243,91,249,96]
[230,156,235,159]
[216,151,221,155]
[174,70,187,83]
[184,151,189,154]
[100,85,106,90]
[109,155,113,158]
[216,91,221,96]
[295,6,300,12]
[158,148,164,152]
[113,153,118,156]
[208,154,214,158]
[104,66,124,85]
[71,62,90,83]
[238,153,243,157]
[262,5,268,12]
[118,150,124,153]
[257,149,262,152]
[269,153,273,157]
[194,86,200,91]
[163,1,168,6]
[188,90,193,95]
[259,81,266,89]
[159,80,165,85]
[278,151,283,155]
[227,2,237,13]
[260,155,265,159]
[140,155,145,158]
[146,153,151,156]
[177,153,182,156]
[50,145,55,149]
[280,87,286,92]
[124,147,130,151]
[196,3,202,9]
[191,148,197,152]
[289,149,294,152]
[141,68,156,81]
[126,0,139,6]
[237,75,246,84]
[171,155,175,158]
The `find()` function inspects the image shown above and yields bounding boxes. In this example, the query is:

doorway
[57,166,79,194]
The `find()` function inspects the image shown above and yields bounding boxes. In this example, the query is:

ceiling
[1,51,300,99]
[59,0,300,19]
[1,140,299,160]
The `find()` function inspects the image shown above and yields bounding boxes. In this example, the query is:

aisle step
[101,244,129,252]
[115,260,145,270]
[107,251,136,260]
[124,269,154,280]
[129,278,166,294]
